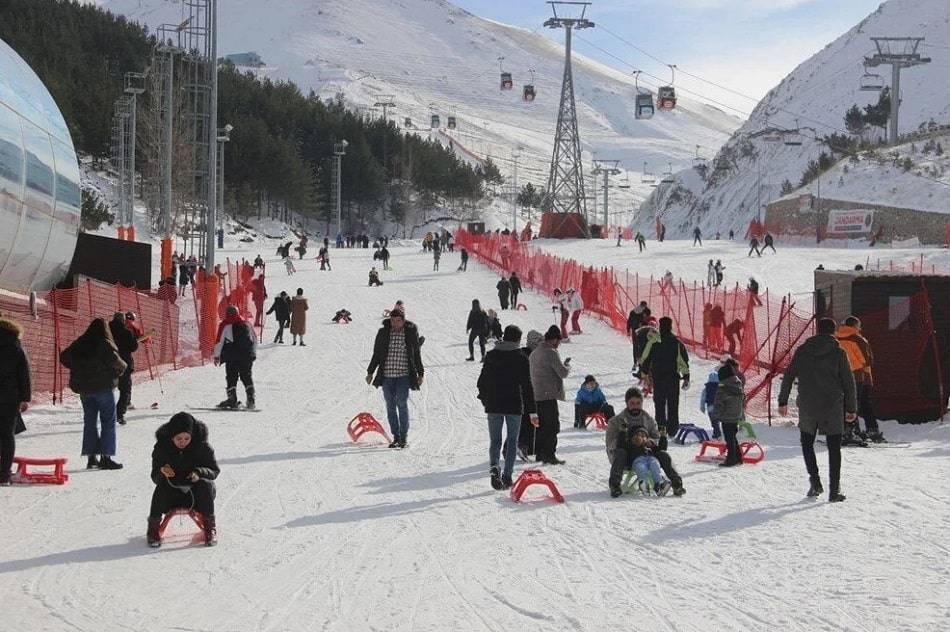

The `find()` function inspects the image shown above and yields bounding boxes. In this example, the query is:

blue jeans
[487,414,521,478]
[81,389,117,456]
[633,455,664,484]
[382,376,411,440]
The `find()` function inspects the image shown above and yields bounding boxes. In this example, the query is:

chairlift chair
[430,114,440,129]
[693,145,707,169]
[447,116,457,130]
[618,173,631,189]
[783,121,804,146]
[860,72,884,92]
[661,162,675,184]
[641,162,656,185]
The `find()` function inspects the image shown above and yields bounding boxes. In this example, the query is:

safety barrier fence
[456,230,817,421]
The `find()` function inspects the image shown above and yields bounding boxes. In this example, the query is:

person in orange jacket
[835,316,885,443]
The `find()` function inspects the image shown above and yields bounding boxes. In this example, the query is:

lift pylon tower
[864,37,931,145]
[153,22,184,239]
[591,159,621,228]
[541,1,593,238]
[374,95,396,123]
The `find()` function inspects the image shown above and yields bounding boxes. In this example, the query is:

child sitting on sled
[147,412,220,548]
[627,427,673,496]
[368,267,383,287]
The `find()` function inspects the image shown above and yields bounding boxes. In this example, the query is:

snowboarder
[266,291,292,343]
[635,231,646,252]
[763,232,777,254]
[147,412,219,548]
[477,325,533,490]
[458,248,469,271]
[432,246,441,271]
[778,317,857,502]
[213,306,257,410]
[0,317,31,486]
[568,288,584,334]
[365,308,425,449]
[496,276,511,310]
[699,368,722,439]
[693,226,702,246]
[59,318,127,470]
[835,316,885,443]
[368,267,383,287]
[640,316,690,436]
[289,288,308,346]
[714,361,745,466]
[108,312,139,425]
[606,387,685,497]
[528,326,571,465]
[748,236,762,257]
[573,375,615,429]
[465,299,488,362]
[509,272,522,309]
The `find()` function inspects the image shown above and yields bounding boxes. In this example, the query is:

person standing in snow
[318,246,332,271]
[635,231,646,252]
[509,272,522,309]
[640,316,690,436]
[778,317,857,502]
[553,288,570,341]
[282,256,296,275]
[729,229,735,240]
[699,368,722,439]
[458,248,469,271]
[380,246,391,271]
[714,260,725,287]
[496,276,511,310]
[432,246,441,271]
[515,330,542,461]
[0,317,31,486]
[289,288,308,346]
[477,325,533,490]
[568,288,584,334]
[693,226,702,246]
[573,375,615,429]
[465,299,488,362]
[747,277,762,306]
[108,312,139,425]
[147,412,220,548]
[626,302,648,371]
[365,309,425,449]
[748,236,762,257]
[213,306,257,410]
[762,232,776,254]
[529,326,571,465]
[266,291,292,344]
[714,361,746,466]
[835,316,885,443]
[485,309,503,340]
[707,260,716,287]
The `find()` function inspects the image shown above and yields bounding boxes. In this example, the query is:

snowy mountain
[89,0,740,226]
[636,0,950,237]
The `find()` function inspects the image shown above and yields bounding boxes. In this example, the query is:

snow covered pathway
[2,242,948,631]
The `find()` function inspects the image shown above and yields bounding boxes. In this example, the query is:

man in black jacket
[365,309,424,448]
[465,299,488,362]
[213,306,258,409]
[477,325,534,489]
[640,316,690,435]
[0,318,31,486]
[109,312,139,424]
[509,272,522,309]
[266,291,292,343]
[626,302,649,371]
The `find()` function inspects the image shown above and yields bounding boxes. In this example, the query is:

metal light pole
[216,124,233,231]
[205,0,219,269]
[333,140,348,242]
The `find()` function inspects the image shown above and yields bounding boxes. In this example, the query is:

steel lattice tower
[542,2,593,237]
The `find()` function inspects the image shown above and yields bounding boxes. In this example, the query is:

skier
[496,276,511,310]
[0,317,31,486]
[714,260,725,287]
[147,412,219,548]
[213,305,257,410]
[108,312,139,425]
[509,272,522,309]
[693,226,702,246]
[553,288,570,341]
[835,316,885,443]
[778,317,857,502]
[477,325,533,490]
[289,288,308,346]
[432,246,441,271]
[706,259,716,287]
[573,375,616,429]
[266,291,292,343]
[568,288,584,334]
[640,316,690,436]
[728,229,735,240]
[635,231,646,252]
[763,232,777,254]
[365,308,425,449]
[748,236,762,257]
[318,246,332,271]
[465,299,488,362]
[606,387,685,497]
[458,248,469,271]
[714,361,746,466]
[529,326,571,465]
[368,267,383,287]
[59,318,127,470]
[699,368,722,439]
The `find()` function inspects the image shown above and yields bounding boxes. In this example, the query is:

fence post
[51,289,60,404]
[86,278,94,319]
[134,289,155,381]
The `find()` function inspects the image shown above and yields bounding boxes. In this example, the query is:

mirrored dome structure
[0,37,81,294]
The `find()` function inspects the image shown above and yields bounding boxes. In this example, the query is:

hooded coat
[0,319,31,404]
[529,340,570,401]
[290,296,309,335]
[150,414,219,487]
[640,322,689,382]
[477,340,534,414]
[713,375,745,424]
[778,334,857,436]
[59,334,127,395]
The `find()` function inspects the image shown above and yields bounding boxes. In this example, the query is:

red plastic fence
[456,230,816,421]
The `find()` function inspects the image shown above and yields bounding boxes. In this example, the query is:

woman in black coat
[147,412,220,547]
[465,299,488,362]
[0,318,31,486]
[266,291,292,343]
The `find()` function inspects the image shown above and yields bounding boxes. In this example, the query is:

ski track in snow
[2,238,949,631]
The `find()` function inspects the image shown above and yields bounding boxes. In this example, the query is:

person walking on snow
[748,236,762,257]
[707,260,716,287]
[213,306,258,410]
[108,312,138,425]
[568,288,584,334]
[699,369,722,439]
[365,309,425,449]
[714,361,746,466]
[289,288,308,346]
[626,302,649,372]
[778,317,857,502]
[477,325,534,490]
[693,226,702,246]
[529,326,571,465]
[266,291,292,343]
[0,317,31,486]
[147,412,220,548]
[432,246,441,271]
[458,248,469,271]
[466,299,488,362]
[509,272,522,309]
[748,277,762,306]
[635,231,646,252]
[714,260,725,287]
[835,316,885,443]
[496,276,511,310]
[640,316,690,436]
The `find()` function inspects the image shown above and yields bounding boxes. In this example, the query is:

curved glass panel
[0,104,23,272]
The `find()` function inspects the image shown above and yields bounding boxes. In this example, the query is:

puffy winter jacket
[700,371,719,412]
[605,407,660,463]
[150,418,220,487]
[466,309,488,336]
[778,334,857,436]
[575,384,607,406]
[713,375,745,423]
[215,320,257,364]
[59,337,127,395]
[266,296,291,322]
[834,325,874,385]
[641,333,690,382]
[477,341,534,415]
[0,319,31,404]
[529,341,570,401]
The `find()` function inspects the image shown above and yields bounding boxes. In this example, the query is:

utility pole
[542,1,594,238]
[864,37,931,145]
[374,94,396,123]
[123,72,145,240]
[333,140,348,241]
[511,147,521,232]
[591,159,621,228]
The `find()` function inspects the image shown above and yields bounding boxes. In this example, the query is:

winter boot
[388,439,400,449]
[203,514,218,546]
[217,387,239,409]
[99,455,124,470]
[501,473,513,490]
[0,472,11,486]
[147,517,162,548]
[655,480,673,497]
[245,386,256,410]
[466,356,474,361]
[828,493,846,503]
[490,466,503,491]
[672,485,686,497]
[807,478,824,498]
[86,456,100,470]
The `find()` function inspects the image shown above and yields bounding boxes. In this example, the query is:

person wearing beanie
[0,317,31,486]
[573,375,615,429]
[147,412,220,547]
[213,305,258,410]
[366,308,425,448]
[714,361,746,466]
[779,317,856,502]
[640,316,690,436]
[496,276,511,310]
[477,325,533,490]
[528,325,571,464]
[605,387,684,497]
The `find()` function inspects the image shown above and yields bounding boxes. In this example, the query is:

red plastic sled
[516,303,528,311]
[510,469,565,503]
[12,457,69,485]
[157,509,206,544]
[585,412,608,430]
[695,440,765,465]
[347,412,391,444]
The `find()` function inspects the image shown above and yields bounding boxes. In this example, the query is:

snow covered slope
[90,0,740,221]
[636,0,950,236]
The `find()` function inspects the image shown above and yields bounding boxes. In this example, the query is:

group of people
[553,288,584,340]
[748,233,777,257]
[422,231,454,253]
[495,273,522,310]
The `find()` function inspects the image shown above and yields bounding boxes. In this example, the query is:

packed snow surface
[3,235,949,631]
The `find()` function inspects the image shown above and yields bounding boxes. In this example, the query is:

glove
[365,374,373,385]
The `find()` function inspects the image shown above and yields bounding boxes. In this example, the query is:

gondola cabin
[523,84,536,101]
[430,114,440,129]
[447,116,457,130]
[635,91,654,119]
[500,72,513,90]
[657,86,676,110]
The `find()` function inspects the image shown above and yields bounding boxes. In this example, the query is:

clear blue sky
[453,0,884,115]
